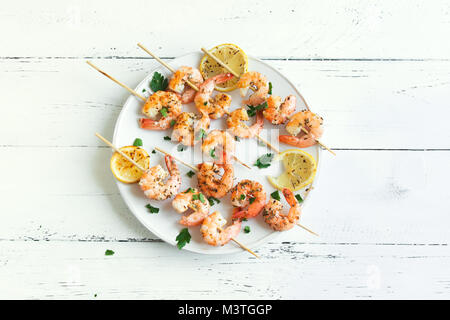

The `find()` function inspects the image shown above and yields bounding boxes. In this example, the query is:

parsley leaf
[160,107,168,117]
[133,138,143,147]
[208,196,221,206]
[176,228,191,250]
[249,197,255,204]
[270,190,280,201]
[163,136,171,141]
[268,82,273,95]
[170,119,176,127]
[198,193,206,204]
[244,226,251,233]
[177,145,186,152]
[254,153,274,169]
[295,194,303,203]
[210,148,216,158]
[184,188,195,193]
[150,72,168,92]
[145,204,159,214]
[152,150,156,154]
[105,249,114,256]
[196,129,206,141]
[186,170,195,178]
[247,101,268,117]
[240,194,246,200]
[234,136,240,142]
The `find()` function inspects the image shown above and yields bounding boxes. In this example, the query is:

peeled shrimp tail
[139,118,169,130]
[279,134,316,148]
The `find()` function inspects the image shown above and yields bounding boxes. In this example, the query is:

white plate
[112,52,321,254]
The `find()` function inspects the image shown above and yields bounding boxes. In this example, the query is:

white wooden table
[1,1,449,299]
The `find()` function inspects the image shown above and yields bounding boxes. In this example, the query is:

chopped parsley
[295,194,303,203]
[177,145,186,152]
[150,72,168,92]
[249,197,255,204]
[133,138,143,146]
[152,150,156,154]
[244,226,251,233]
[268,82,273,95]
[186,170,195,178]
[184,188,195,193]
[192,193,206,203]
[247,101,268,117]
[105,249,114,256]
[145,204,159,214]
[163,136,171,141]
[208,197,221,206]
[254,153,274,169]
[210,148,216,158]
[240,194,246,200]
[170,120,176,127]
[196,129,206,141]
[160,107,168,117]
[176,228,191,250]
[234,136,240,142]
[270,190,281,201]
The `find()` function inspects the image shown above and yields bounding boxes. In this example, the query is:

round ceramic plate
[112,52,321,254]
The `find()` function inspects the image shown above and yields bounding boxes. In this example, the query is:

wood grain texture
[1,0,450,59]
[1,1,450,299]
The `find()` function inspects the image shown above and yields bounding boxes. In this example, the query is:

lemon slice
[199,43,248,92]
[268,149,317,191]
[110,146,150,183]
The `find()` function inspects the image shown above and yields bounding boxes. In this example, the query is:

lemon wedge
[199,43,248,92]
[110,146,150,183]
[268,149,317,191]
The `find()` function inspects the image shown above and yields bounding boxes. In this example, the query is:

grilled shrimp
[139,91,182,130]
[263,188,301,231]
[236,71,269,106]
[263,95,296,125]
[279,110,324,148]
[197,161,234,199]
[168,66,204,104]
[139,155,181,200]
[201,130,235,163]
[226,107,264,139]
[172,188,210,226]
[194,73,234,119]
[171,112,210,146]
[231,179,266,220]
[200,211,241,246]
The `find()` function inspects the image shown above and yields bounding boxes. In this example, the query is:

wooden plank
[0,240,448,299]
[1,58,450,149]
[0,147,448,244]
[1,1,449,59]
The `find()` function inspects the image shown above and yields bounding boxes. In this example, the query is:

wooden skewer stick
[201,47,335,156]
[95,133,146,171]
[87,61,146,101]
[96,133,258,257]
[296,223,319,237]
[153,146,198,172]
[137,43,251,170]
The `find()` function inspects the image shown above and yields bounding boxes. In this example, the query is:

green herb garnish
[177,145,186,152]
[208,197,221,206]
[210,148,216,158]
[152,150,156,154]
[170,120,176,127]
[186,170,195,178]
[133,138,143,146]
[247,101,268,117]
[176,228,191,250]
[244,226,251,233]
[145,204,159,213]
[254,153,274,169]
[240,194,246,200]
[268,82,272,95]
[295,194,303,203]
[163,136,171,141]
[160,107,168,117]
[196,129,206,141]
[198,193,206,204]
[234,136,240,142]
[249,197,255,204]
[150,72,168,92]
[184,187,195,193]
[105,249,114,256]
[270,190,280,201]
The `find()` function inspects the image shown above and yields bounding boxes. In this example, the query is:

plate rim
[112,51,322,255]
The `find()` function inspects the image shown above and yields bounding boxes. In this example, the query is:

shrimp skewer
[137,44,251,170]
[200,47,334,156]
[172,188,210,226]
